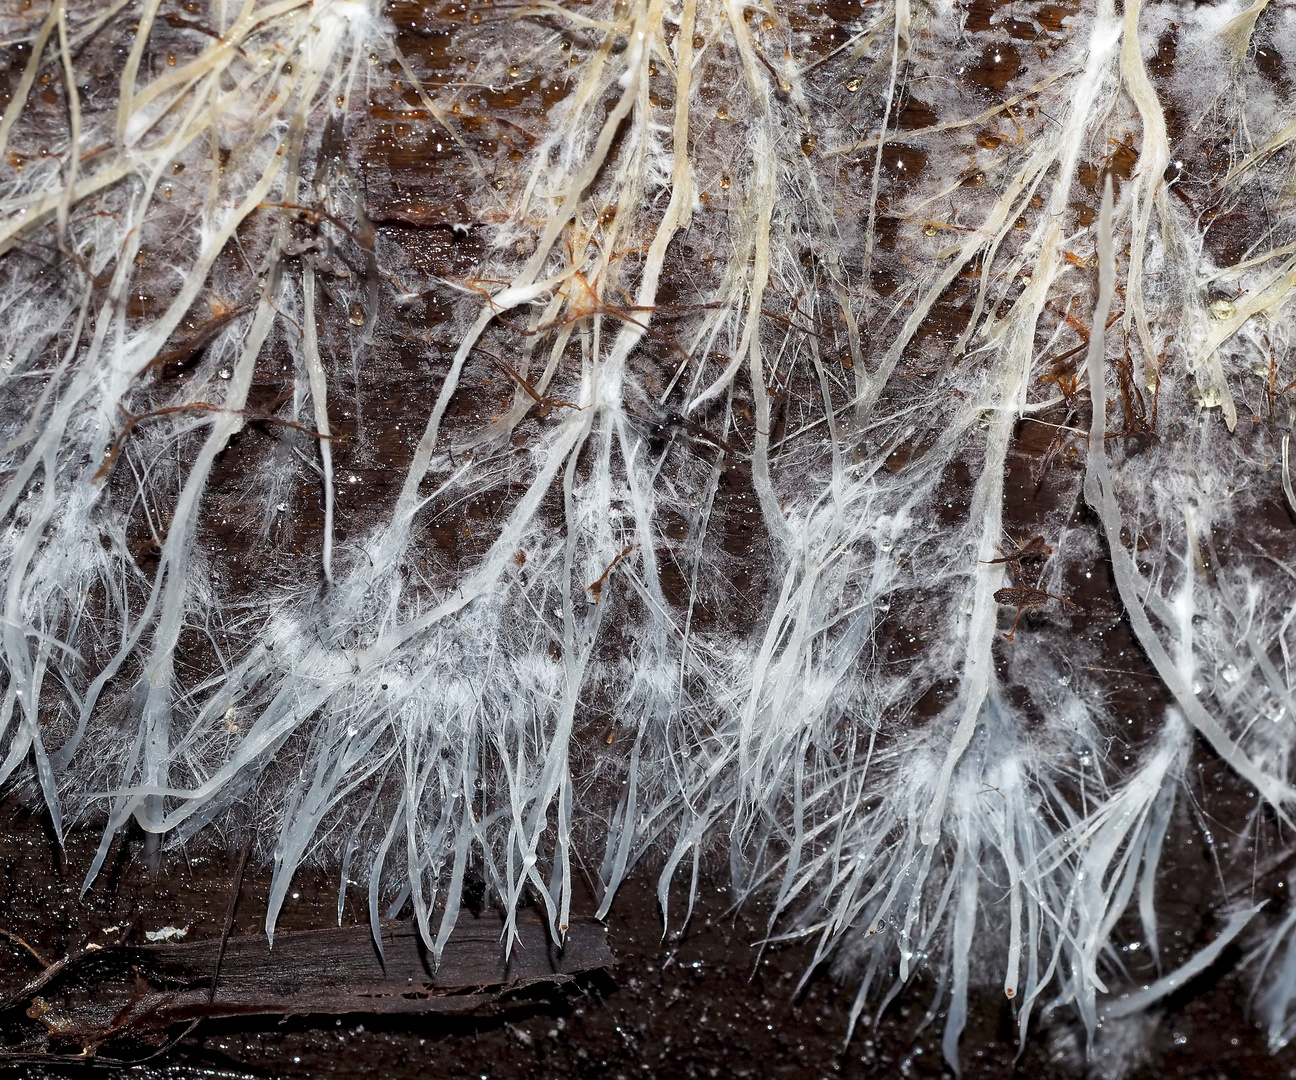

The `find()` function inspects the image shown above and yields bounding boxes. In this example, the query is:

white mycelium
[1,0,1294,1069]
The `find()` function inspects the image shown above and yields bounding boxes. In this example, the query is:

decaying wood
[0,911,612,1055]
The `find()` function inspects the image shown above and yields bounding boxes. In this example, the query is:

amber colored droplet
[166,52,177,66]
[692,33,705,49]
[845,78,860,92]
[283,62,293,74]
[507,65,521,79]
[1006,987,1015,998]
[720,175,731,190]
[923,224,937,236]
[648,60,658,77]
[605,730,615,744]
[801,133,817,155]
[761,17,774,30]
[335,94,345,107]
[599,204,617,227]
[172,162,185,175]
[134,249,147,265]
[470,10,480,22]
[716,106,728,119]
[515,550,527,566]
[348,303,365,326]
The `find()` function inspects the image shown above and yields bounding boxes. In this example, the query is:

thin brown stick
[0,927,52,969]
[94,401,339,483]
[209,837,252,1003]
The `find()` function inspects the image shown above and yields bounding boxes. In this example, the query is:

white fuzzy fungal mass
[0,0,1294,1070]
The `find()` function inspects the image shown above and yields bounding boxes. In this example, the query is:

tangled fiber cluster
[1,0,1295,1069]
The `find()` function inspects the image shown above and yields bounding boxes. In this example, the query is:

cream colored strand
[0,2,60,164]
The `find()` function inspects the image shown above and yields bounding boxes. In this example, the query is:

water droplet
[1221,663,1241,685]
[217,368,231,380]
[880,538,893,552]
[846,78,860,92]
[1193,383,1224,409]
[348,303,365,325]
[1209,298,1236,320]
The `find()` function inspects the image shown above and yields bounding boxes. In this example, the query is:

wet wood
[2,911,611,1050]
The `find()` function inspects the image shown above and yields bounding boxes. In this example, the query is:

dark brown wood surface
[3,911,611,1050]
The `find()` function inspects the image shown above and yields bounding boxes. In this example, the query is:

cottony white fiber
[0,0,1294,1071]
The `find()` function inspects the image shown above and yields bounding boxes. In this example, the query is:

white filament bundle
[1,0,1294,1071]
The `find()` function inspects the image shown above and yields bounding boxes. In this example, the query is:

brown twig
[209,837,252,1004]
[0,928,51,970]
[587,544,635,602]
[487,353,582,415]
[140,302,252,380]
[95,402,339,483]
